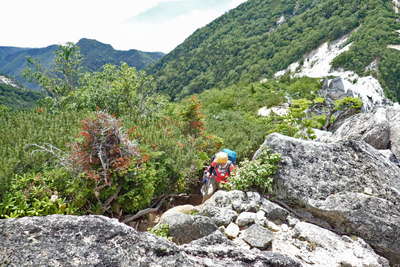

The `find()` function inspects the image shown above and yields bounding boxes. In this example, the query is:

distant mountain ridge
[0,39,164,89]
[149,0,400,100]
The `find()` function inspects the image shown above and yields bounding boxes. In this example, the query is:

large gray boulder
[332,105,400,160]
[257,133,400,264]
[155,212,218,244]
[387,105,400,159]
[332,107,391,149]
[273,221,390,267]
[0,215,301,267]
[198,204,238,227]
[241,224,274,249]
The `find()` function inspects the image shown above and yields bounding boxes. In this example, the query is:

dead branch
[122,195,167,224]
[25,143,71,169]
[121,193,199,224]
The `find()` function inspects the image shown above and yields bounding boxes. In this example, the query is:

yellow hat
[214,152,228,164]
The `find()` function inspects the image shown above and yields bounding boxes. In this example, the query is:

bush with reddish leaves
[69,111,157,216]
[70,111,139,185]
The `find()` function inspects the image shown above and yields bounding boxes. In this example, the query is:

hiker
[201,149,236,202]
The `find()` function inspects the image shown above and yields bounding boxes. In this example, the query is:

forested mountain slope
[149,0,400,100]
[76,38,164,72]
[0,76,43,109]
[0,39,164,88]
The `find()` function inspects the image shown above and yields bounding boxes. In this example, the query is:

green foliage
[0,169,77,218]
[150,0,399,100]
[0,109,85,199]
[378,49,400,101]
[225,150,280,194]
[197,77,321,159]
[65,63,165,116]
[331,0,400,100]
[23,42,83,97]
[149,224,171,240]
[125,97,223,191]
[334,96,363,111]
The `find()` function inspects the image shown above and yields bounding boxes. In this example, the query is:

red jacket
[206,161,235,183]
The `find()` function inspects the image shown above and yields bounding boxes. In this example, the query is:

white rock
[277,15,286,25]
[0,75,18,88]
[162,205,199,217]
[265,220,281,232]
[272,221,390,267]
[224,222,240,239]
[274,33,388,111]
[312,129,333,142]
[393,0,400,13]
[258,104,289,117]
[281,224,289,232]
[236,212,257,227]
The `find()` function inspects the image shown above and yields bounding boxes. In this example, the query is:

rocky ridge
[0,215,301,267]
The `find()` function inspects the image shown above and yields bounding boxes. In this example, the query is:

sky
[0,0,246,53]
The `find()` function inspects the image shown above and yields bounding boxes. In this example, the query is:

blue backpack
[221,148,237,164]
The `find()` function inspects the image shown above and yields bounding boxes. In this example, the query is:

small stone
[287,216,300,227]
[224,223,240,239]
[363,187,373,195]
[236,212,257,227]
[232,237,251,250]
[265,220,280,232]
[260,198,289,222]
[241,224,274,249]
[281,224,289,232]
[256,210,266,220]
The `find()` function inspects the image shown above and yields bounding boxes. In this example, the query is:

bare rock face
[332,105,400,162]
[273,221,390,267]
[155,213,218,244]
[332,107,391,149]
[257,133,400,264]
[0,215,301,267]
[184,231,302,267]
[241,224,274,249]
[199,190,388,266]
[387,105,400,159]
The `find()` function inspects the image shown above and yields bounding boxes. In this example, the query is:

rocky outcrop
[0,215,301,267]
[0,75,18,88]
[258,104,289,117]
[196,190,389,266]
[156,213,218,244]
[393,0,400,14]
[273,221,390,267]
[257,133,400,264]
[154,204,217,244]
[274,34,388,112]
[332,105,400,160]
[332,107,391,149]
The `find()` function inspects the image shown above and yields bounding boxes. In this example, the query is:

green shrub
[226,149,281,194]
[66,111,160,216]
[149,224,171,240]
[0,109,85,199]
[0,168,77,218]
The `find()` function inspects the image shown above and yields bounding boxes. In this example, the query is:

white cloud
[0,0,246,52]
